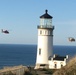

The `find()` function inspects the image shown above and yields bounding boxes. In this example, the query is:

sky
[0,0,76,46]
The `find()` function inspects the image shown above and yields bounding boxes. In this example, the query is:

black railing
[37,25,54,29]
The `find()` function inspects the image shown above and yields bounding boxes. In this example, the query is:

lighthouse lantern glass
[40,18,52,26]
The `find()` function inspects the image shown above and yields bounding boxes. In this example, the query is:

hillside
[53,56,76,75]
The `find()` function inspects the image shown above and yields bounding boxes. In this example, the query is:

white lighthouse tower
[35,10,54,69]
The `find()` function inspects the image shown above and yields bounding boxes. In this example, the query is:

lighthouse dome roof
[40,10,53,19]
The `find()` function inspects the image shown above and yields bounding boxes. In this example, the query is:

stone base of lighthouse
[35,64,49,69]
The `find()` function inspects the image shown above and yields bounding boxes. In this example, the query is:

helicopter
[1,29,9,34]
[68,37,75,42]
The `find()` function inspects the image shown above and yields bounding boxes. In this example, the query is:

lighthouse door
[54,64,57,69]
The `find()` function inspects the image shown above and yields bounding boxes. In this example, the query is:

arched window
[60,62,63,68]
[54,62,57,69]
[54,64,57,69]
[61,64,63,68]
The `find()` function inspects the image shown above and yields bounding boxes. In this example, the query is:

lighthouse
[35,10,54,69]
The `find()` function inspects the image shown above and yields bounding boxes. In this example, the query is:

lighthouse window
[45,31,47,35]
[40,30,42,34]
[61,64,63,68]
[48,31,50,35]
[39,48,41,55]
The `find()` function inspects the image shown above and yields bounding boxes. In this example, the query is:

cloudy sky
[0,0,76,46]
